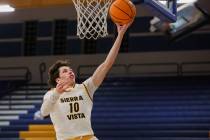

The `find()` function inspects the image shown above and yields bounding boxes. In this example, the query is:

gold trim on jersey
[82,83,93,102]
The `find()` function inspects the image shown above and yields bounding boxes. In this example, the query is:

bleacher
[1,76,210,140]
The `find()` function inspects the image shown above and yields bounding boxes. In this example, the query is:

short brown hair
[48,60,70,88]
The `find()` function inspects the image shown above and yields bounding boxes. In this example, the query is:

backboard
[132,0,177,22]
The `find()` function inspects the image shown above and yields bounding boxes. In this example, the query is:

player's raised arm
[91,22,132,87]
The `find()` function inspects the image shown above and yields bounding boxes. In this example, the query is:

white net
[72,0,112,39]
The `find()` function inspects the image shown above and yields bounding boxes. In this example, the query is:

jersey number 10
[69,102,79,113]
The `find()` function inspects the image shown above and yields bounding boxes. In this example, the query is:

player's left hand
[116,20,134,36]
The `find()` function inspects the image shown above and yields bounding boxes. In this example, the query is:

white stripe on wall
[0,116,19,120]
[0,105,35,109]
[0,121,10,126]
[3,95,43,99]
[12,90,47,94]
[0,110,27,114]
[0,100,41,104]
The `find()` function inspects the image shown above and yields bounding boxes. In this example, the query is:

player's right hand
[55,79,70,94]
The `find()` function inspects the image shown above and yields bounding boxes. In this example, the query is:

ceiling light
[0,4,15,12]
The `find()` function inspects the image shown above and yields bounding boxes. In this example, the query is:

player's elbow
[40,104,50,117]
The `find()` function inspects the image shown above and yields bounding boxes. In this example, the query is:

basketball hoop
[72,0,112,39]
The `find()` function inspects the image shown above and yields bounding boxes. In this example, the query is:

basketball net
[72,0,112,39]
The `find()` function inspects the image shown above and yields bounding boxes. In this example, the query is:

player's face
[57,66,75,86]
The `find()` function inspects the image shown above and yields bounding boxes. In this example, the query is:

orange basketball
[109,0,136,25]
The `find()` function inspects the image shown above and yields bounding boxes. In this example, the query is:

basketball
[109,0,136,25]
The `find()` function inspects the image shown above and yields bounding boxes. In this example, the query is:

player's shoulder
[74,83,84,90]
[46,88,54,94]
[43,89,54,99]
[82,77,93,85]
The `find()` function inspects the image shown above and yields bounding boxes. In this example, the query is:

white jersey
[41,78,98,140]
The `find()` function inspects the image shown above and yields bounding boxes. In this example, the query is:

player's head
[48,60,75,88]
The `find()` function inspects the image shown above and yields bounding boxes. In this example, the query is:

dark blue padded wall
[0,42,22,56]
[0,18,209,56]
[129,35,168,52]
[68,20,77,36]
[170,33,210,51]
[130,17,153,33]
[0,23,23,39]
[38,22,52,37]
[96,37,113,53]
[36,41,52,55]
[0,23,23,56]
[67,39,82,54]
[107,19,115,34]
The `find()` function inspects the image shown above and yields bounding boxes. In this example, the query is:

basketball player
[40,22,132,140]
